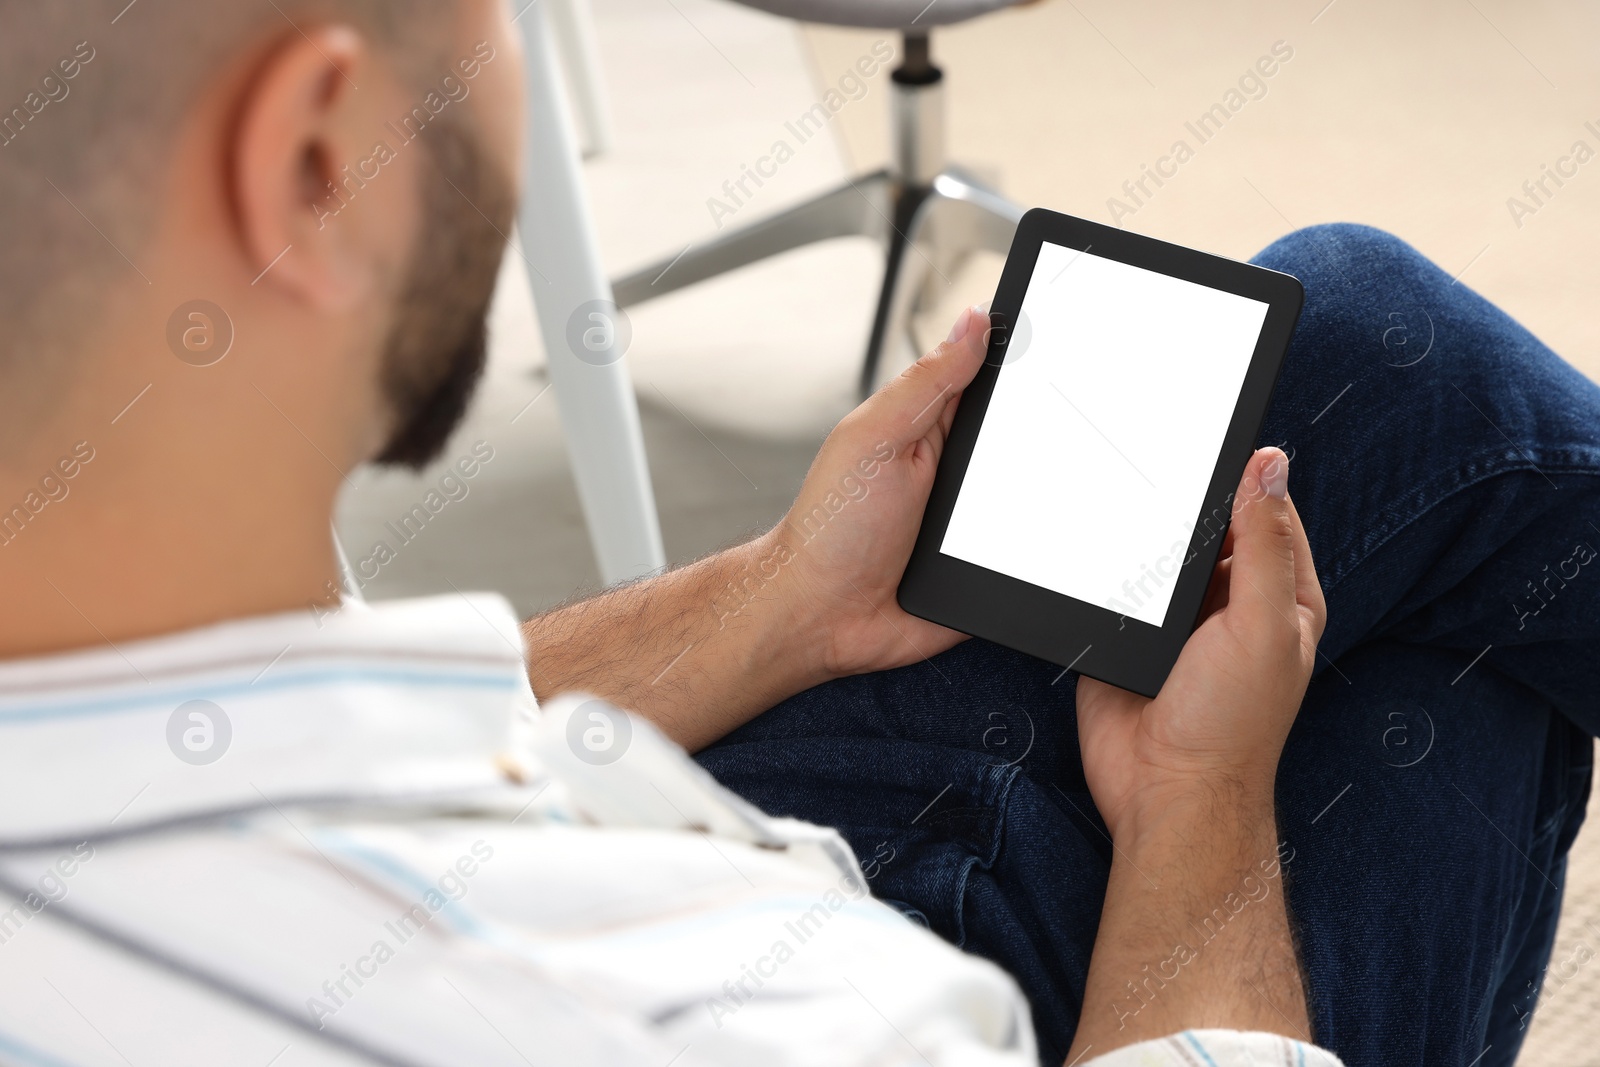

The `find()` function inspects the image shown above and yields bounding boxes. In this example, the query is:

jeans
[698,225,1600,1067]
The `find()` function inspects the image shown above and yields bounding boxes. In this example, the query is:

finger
[1225,448,1301,643]
[869,306,988,446]
[918,391,964,468]
[1197,556,1231,622]
[1284,492,1327,636]
[915,393,963,469]
[937,388,961,438]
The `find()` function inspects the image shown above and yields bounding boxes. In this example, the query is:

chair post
[860,31,948,395]
[890,31,945,187]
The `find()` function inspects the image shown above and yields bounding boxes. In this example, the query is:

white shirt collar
[0,593,534,849]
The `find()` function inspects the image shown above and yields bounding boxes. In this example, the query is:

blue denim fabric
[697,225,1598,1067]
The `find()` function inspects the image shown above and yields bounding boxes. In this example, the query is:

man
[0,2,1593,1065]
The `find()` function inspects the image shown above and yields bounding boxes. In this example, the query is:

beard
[372,117,516,470]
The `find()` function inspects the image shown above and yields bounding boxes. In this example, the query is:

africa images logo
[566,700,632,766]
[166,700,232,766]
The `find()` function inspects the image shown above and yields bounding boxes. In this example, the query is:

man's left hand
[766,307,990,683]
[521,307,990,751]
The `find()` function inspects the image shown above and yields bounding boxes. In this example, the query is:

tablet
[898,208,1304,697]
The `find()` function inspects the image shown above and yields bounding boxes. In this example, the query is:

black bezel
[897,208,1304,697]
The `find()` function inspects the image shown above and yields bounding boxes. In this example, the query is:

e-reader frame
[898,208,1305,697]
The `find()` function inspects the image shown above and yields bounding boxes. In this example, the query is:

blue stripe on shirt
[1181,1032,1222,1067]
[0,667,520,723]
[0,1029,89,1067]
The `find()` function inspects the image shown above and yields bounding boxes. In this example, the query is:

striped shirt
[0,592,1342,1067]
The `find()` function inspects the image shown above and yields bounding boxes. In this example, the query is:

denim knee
[1252,222,1422,281]
[1254,221,1600,463]
[1248,222,1457,395]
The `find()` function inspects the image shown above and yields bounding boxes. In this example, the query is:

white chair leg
[518,3,666,584]
[548,0,614,158]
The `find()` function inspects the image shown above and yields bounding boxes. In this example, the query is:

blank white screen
[940,242,1269,627]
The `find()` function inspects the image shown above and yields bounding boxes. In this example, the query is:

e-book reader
[899,208,1304,697]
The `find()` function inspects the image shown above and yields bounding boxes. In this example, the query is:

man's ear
[232,26,393,311]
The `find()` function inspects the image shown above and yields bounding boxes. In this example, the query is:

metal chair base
[611,33,1025,398]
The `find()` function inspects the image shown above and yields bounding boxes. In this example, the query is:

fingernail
[946,307,974,345]
[1260,449,1288,499]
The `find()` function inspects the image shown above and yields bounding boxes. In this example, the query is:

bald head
[0,0,523,657]
[0,0,458,378]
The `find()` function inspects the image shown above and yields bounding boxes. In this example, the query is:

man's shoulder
[0,599,1037,1067]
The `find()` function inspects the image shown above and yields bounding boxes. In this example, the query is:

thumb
[1225,447,1301,641]
[871,305,989,441]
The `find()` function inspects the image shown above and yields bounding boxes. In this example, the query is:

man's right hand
[1074,447,1326,842]
[1067,447,1326,1061]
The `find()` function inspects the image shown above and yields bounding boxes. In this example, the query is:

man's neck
[0,411,345,662]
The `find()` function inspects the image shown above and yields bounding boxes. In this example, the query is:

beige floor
[335,0,1600,1059]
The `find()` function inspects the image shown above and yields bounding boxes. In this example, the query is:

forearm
[1068,788,1308,1061]
[520,311,988,751]
[520,531,830,751]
